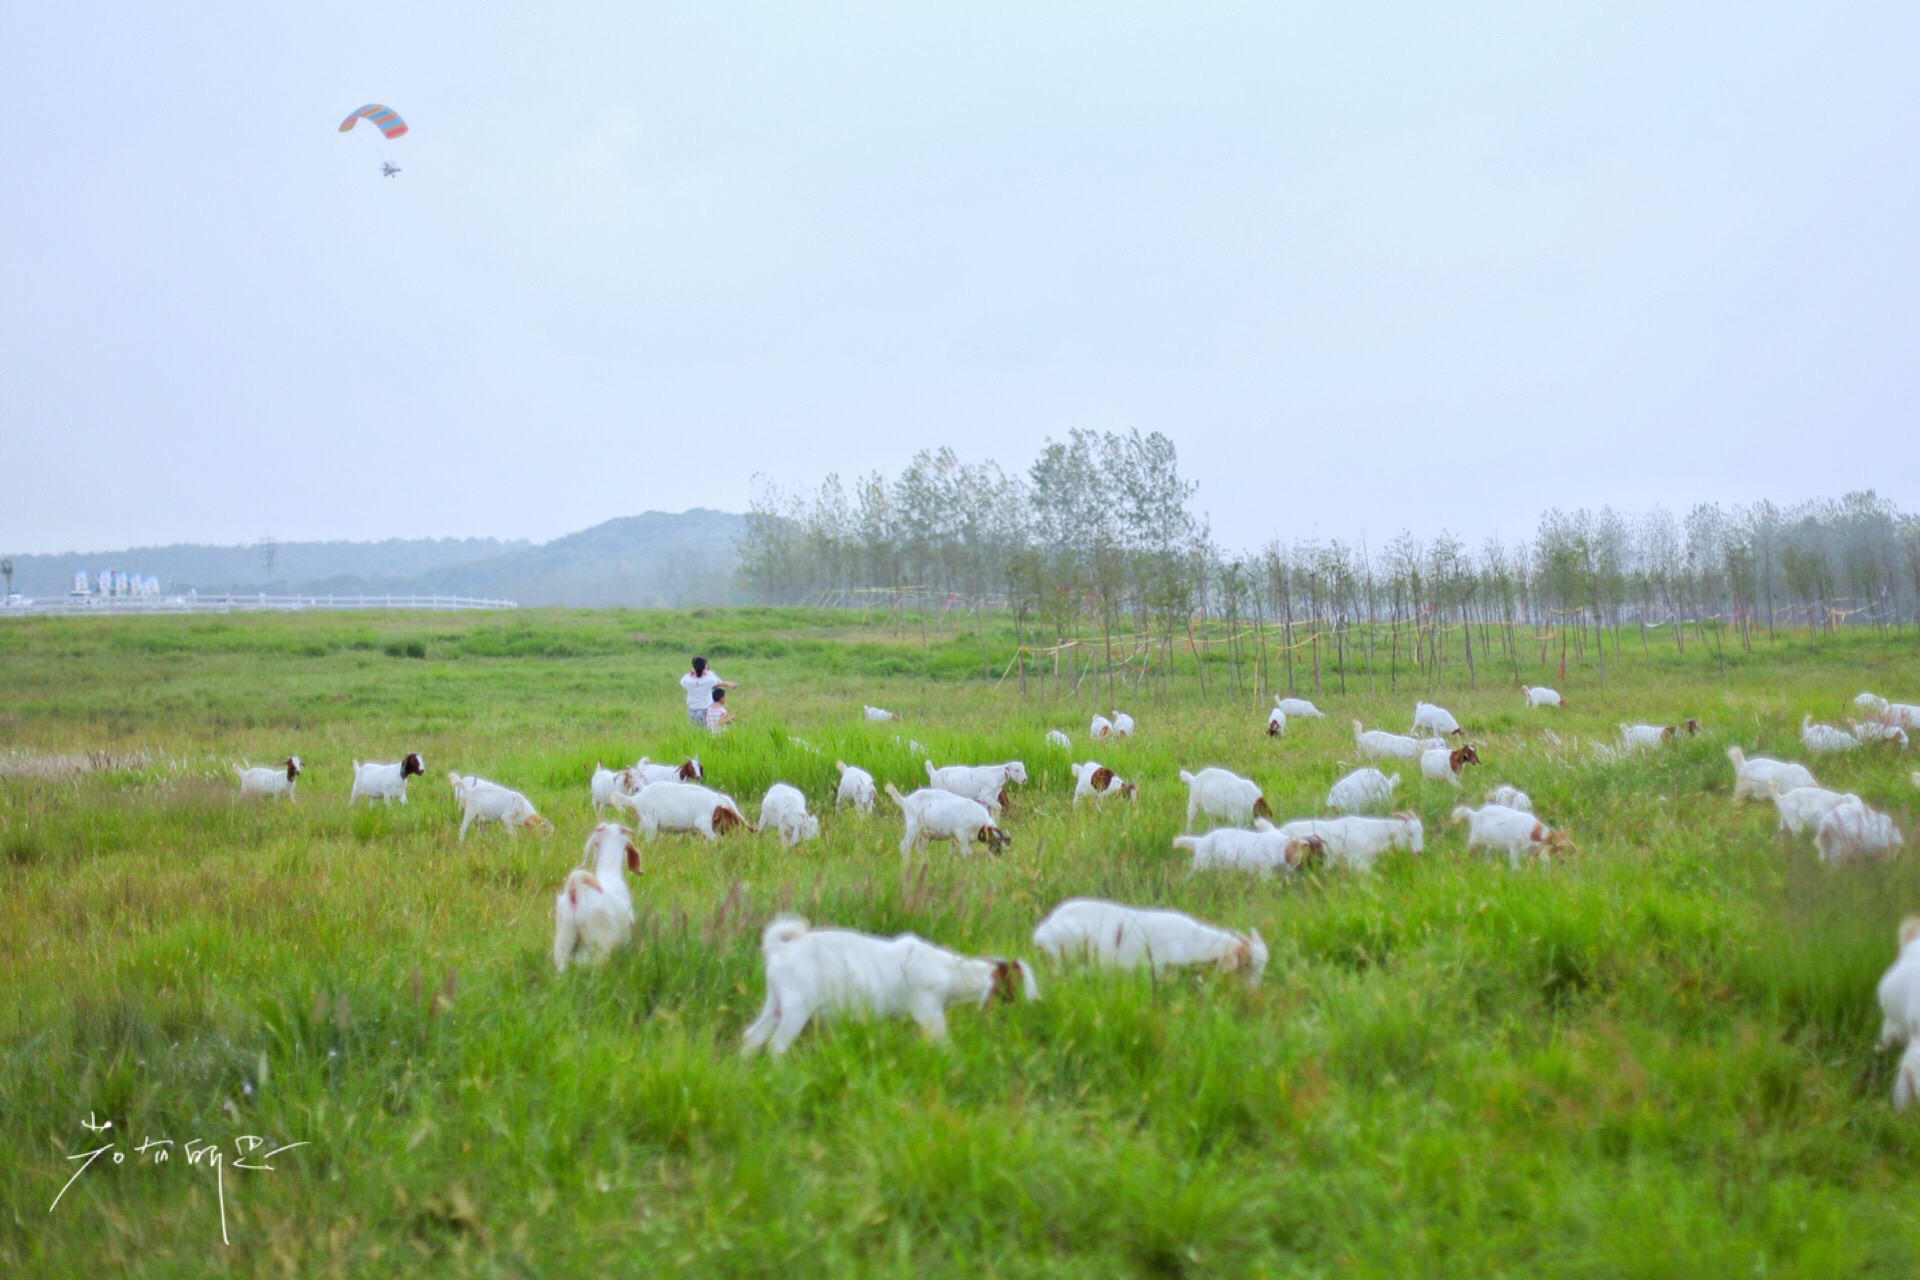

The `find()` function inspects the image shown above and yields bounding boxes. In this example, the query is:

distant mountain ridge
[4,510,747,607]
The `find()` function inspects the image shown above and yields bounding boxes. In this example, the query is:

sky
[3,2,1916,558]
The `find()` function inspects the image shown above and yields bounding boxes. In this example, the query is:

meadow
[3,607,1920,1278]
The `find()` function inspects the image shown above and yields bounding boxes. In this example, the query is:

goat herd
[232,687,1920,1102]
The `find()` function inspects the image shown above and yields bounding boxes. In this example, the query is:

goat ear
[626,842,642,873]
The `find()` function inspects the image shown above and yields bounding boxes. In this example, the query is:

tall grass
[3,611,1920,1276]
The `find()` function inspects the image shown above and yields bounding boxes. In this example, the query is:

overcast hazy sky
[4,2,1915,557]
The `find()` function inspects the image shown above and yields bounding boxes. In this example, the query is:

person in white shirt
[680,655,735,727]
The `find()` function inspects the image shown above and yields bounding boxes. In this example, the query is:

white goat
[1353,720,1423,760]
[1484,784,1533,812]
[1852,720,1911,749]
[834,760,877,813]
[864,704,900,722]
[589,761,637,812]
[1419,743,1481,787]
[1887,704,1920,731]
[1619,720,1700,751]
[1111,710,1135,738]
[633,756,702,786]
[455,777,553,841]
[1265,704,1287,737]
[1522,685,1564,708]
[613,780,752,841]
[1815,800,1905,866]
[925,759,1028,818]
[1174,822,1314,874]
[552,823,643,971]
[1274,697,1325,718]
[1876,917,1920,1110]
[1727,747,1817,803]
[1857,692,1891,718]
[1090,714,1116,741]
[1802,714,1862,755]
[742,915,1038,1054]
[1070,760,1138,804]
[1178,766,1273,829]
[349,752,423,805]
[236,756,301,800]
[1327,766,1399,813]
[1269,814,1424,871]
[1046,729,1071,749]
[1766,782,1861,836]
[1032,899,1267,985]
[759,783,820,847]
[1412,701,1462,737]
[1452,804,1574,868]
[886,783,1010,859]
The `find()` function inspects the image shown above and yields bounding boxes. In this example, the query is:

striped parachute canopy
[338,104,408,140]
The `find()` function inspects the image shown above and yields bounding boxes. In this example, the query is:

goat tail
[563,869,602,907]
[884,781,907,807]
[1726,746,1747,768]
[836,759,849,775]
[1171,835,1198,852]
[762,913,810,952]
[1450,805,1473,825]
[1177,770,1195,785]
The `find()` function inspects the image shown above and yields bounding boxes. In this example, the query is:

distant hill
[4,510,748,607]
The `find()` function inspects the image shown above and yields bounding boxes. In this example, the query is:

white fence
[2,593,518,617]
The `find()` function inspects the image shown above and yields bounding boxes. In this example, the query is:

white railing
[1,594,518,617]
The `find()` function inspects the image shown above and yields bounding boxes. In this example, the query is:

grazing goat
[614,781,752,841]
[1485,784,1533,812]
[1046,729,1071,749]
[1619,720,1699,751]
[455,777,553,841]
[633,756,702,786]
[1727,747,1816,802]
[1420,743,1481,787]
[1353,720,1423,760]
[759,783,820,847]
[1327,767,1399,813]
[552,823,643,971]
[1071,760,1137,804]
[1032,899,1267,985]
[1767,782,1862,836]
[350,753,424,804]
[1175,823,1319,874]
[1269,814,1424,871]
[1852,720,1911,749]
[925,759,1027,818]
[1877,917,1920,1110]
[1802,714,1862,755]
[741,915,1038,1054]
[1178,766,1273,829]
[1090,714,1115,741]
[1886,704,1920,731]
[1265,704,1287,737]
[1452,804,1573,868]
[1522,685,1565,708]
[1110,710,1135,738]
[1274,697,1325,718]
[885,783,1010,859]
[1412,701,1462,737]
[236,756,301,800]
[589,761,638,812]
[1815,800,1905,866]
[834,760,876,813]
[1857,692,1891,717]
[864,705,900,722]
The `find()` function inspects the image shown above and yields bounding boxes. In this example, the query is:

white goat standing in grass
[1412,701,1461,737]
[1802,714,1862,755]
[351,752,424,804]
[1815,800,1904,865]
[759,783,820,847]
[1485,784,1533,812]
[1877,916,1920,1110]
[886,783,1010,859]
[741,915,1039,1055]
[237,756,301,800]
[835,760,876,813]
[1766,782,1861,836]
[1032,899,1267,985]
[1522,685,1565,708]
[553,823,643,971]
[1326,767,1398,813]
[1178,767,1273,829]
[1273,697,1325,718]
[1452,804,1573,868]
[1727,747,1817,802]
[454,776,554,841]
[1071,761,1137,804]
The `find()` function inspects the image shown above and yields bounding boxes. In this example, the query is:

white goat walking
[613,781,752,841]
[553,823,643,971]
[886,783,1010,859]
[1178,766,1273,829]
[1071,760,1137,804]
[1326,767,1398,813]
[236,756,302,800]
[741,916,1038,1055]
[1727,747,1817,802]
[1032,899,1267,985]
[1451,804,1573,868]
[834,760,876,813]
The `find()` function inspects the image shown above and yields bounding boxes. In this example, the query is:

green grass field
[4,608,1920,1278]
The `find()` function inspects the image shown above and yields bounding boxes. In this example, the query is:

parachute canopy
[338,105,407,140]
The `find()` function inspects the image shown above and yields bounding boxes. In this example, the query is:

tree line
[736,433,1920,696]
